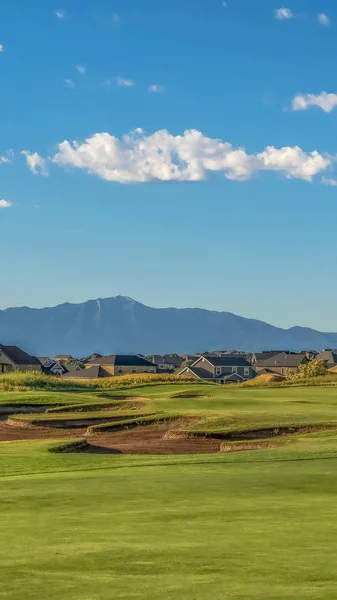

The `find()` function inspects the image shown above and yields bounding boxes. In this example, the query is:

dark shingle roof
[195,356,250,367]
[256,352,307,368]
[0,345,40,366]
[61,366,111,379]
[88,354,157,367]
[184,367,214,380]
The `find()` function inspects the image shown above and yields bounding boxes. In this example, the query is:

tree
[181,359,194,369]
[285,359,326,380]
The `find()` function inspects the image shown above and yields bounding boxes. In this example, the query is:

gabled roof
[61,366,111,379]
[253,351,284,362]
[255,352,307,368]
[0,345,40,366]
[316,350,337,365]
[180,366,214,380]
[55,354,74,361]
[193,355,250,367]
[38,357,51,364]
[87,354,157,367]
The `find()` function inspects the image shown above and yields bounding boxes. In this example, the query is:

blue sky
[1,0,337,330]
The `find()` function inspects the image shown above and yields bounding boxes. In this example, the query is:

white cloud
[112,13,120,22]
[49,128,330,184]
[0,156,10,164]
[292,92,337,113]
[64,78,75,89]
[116,78,135,87]
[318,13,330,26]
[55,10,65,18]
[75,65,86,75]
[148,84,165,93]
[21,151,48,176]
[274,8,293,20]
[0,200,12,208]
[0,44,4,53]
[322,176,337,186]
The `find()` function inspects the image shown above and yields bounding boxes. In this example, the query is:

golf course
[1,376,337,599]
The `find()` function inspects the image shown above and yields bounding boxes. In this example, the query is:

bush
[285,359,327,381]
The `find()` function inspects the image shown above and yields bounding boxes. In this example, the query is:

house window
[216,367,221,375]
[244,367,250,377]
[232,367,237,373]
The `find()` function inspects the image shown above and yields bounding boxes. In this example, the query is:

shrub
[285,359,327,381]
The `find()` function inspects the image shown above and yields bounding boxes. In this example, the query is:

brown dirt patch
[0,420,220,454]
[220,441,284,453]
[0,421,86,441]
[87,423,221,454]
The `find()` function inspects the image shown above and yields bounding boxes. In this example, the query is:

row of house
[1,344,336,384]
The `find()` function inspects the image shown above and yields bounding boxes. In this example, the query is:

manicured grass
[2,383,337,598]
[1,441,337,599]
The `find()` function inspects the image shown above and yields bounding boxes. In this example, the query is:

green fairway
[2,382,337,599]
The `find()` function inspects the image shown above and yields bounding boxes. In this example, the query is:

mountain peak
[0,296,336,356]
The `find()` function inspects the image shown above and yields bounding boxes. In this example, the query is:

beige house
[85,354,157,376]
[0,345,41,373]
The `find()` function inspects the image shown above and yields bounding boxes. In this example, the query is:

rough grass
[0,371,200,392]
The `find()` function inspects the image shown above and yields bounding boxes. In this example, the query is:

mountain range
[1,295,337,357]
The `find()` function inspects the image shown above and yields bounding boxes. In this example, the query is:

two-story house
[254,352,308,375]
[85,354,157,376]
[177,355,255,383]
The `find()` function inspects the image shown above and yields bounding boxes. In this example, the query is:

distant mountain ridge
[1,295,337,357]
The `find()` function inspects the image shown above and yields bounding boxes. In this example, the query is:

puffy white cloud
[64,78,75,88]
[0,200,12,208]
[21,151,48,175]
[117,78,135,87]
[292,92,337,113]
[75,65,86,75]
[318,13,330,26]
[274,8,293,20]
[55,10,64,18]
[50,128,330,184]
[322,176,337,186]
[0,44,4,52]
[148,84,165,93]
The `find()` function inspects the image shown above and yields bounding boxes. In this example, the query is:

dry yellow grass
[241,373,285,387]
[0,371,200,391]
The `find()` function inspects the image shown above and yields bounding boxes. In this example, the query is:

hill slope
[1,296,337,356]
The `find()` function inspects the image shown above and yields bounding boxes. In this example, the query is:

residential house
[85,354,157,376]
[251,351,288,364]
[0,345,41,373]
[81,353,103,364]
[316,350,337,369]
[54,354,74,364]
[177,355,255,384]
[153,355,183,372]
[62,365,111,379]
[38,357,68,376]
[254,352,308,376]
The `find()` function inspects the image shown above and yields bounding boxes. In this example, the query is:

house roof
[253,351,286,362]
[55,354,73,360]
[61,366,111,379]
[0,345,40,366]
[87,354,157,367]
[81,353,103,364]
[316,350,337,365]
[38,357,51,364]
[183,366,214,379]
[194,356,250,367]
[255,352,307,368]
[153,355,183,367]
